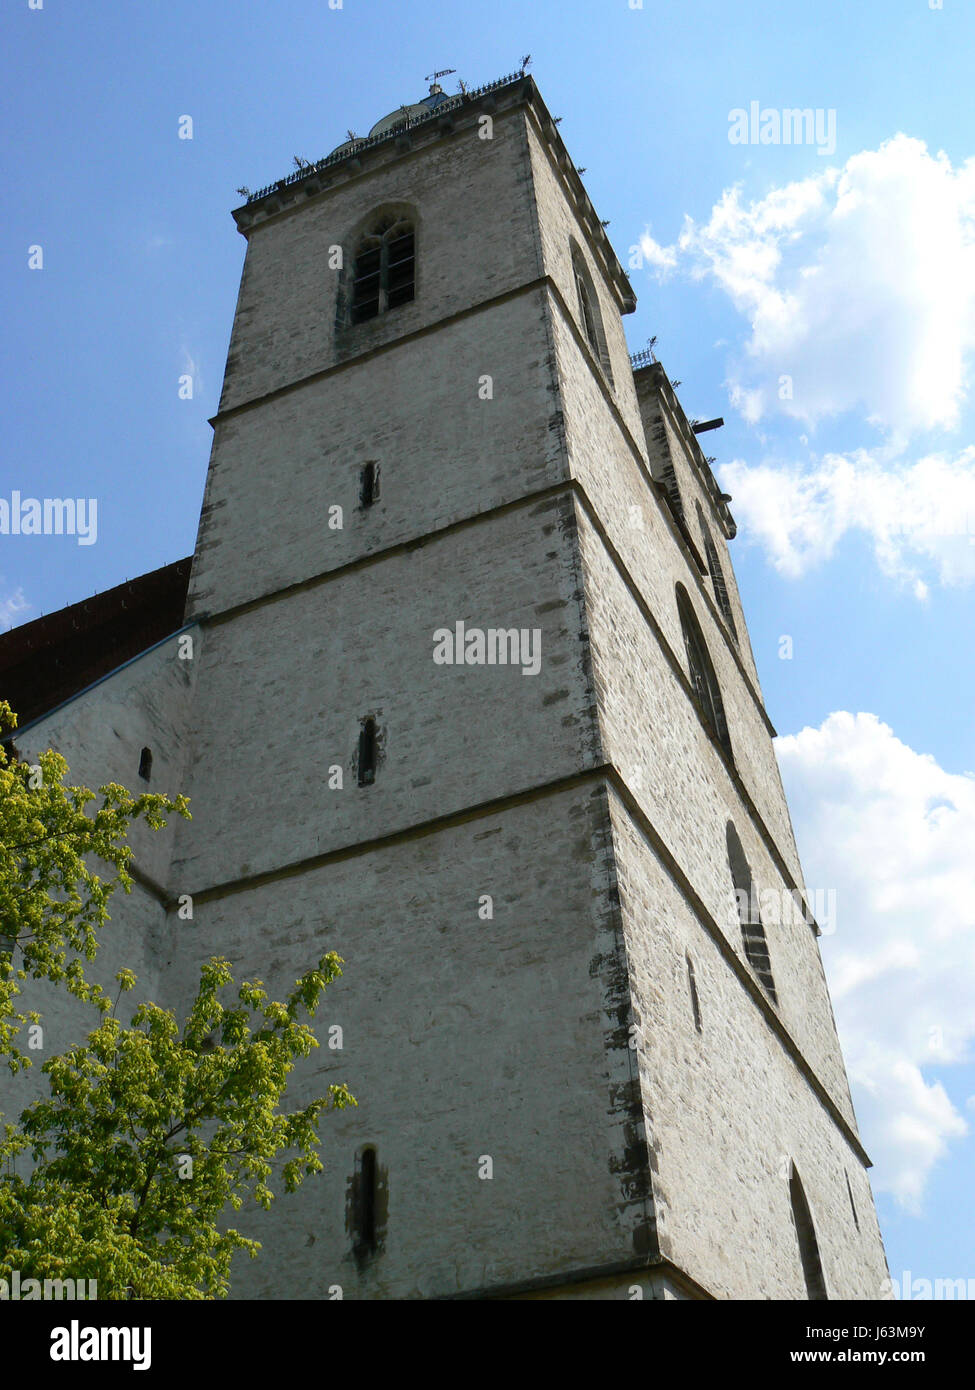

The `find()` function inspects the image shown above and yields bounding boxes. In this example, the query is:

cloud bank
[776,712,975,1210]
[718,447,975,596]
[639,134,975,437]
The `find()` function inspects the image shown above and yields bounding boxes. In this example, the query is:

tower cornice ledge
[634,360,738,540]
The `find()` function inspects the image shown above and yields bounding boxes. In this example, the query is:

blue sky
[3,0,974,1295]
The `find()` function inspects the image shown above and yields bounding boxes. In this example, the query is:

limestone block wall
[188,290,566,620]
[609,792,889,1299]
[172,495,599,895]
[161,784,648,1300]
[1,632,198,1127]
[573,503,857,1127]
[12,629,199,892]
[557,342,805,890]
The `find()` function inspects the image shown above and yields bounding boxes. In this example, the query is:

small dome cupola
[329,72,457,156]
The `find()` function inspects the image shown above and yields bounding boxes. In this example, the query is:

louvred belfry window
[696,500,738,643]
[351,217,415,323]
[726,820,778,1006]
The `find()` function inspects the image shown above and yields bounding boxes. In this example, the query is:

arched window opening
[358,717,377,786]
[351,216,415,323]
[138,746,153,782]
[576,273,598,354]
[570,243,614,388]
[790,1166,828,1300]
[686,954,703,1033]
[360,460,380,508]
[675,584,732,762]
[726,821,778,1005]
[695,500,738,642]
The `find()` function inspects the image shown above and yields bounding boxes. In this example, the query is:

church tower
[6,71,890,1299]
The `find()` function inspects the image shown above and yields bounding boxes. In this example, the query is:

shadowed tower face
[6,73,888,1300]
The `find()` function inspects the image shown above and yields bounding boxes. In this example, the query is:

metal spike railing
[244,71,527,205]
[628,347,657,370]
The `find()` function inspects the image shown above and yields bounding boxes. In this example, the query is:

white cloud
[776,711,975,1210]
[641,135,975,438]
[0,586,29,632]
[719,446,975,592]
[637,231,678,274]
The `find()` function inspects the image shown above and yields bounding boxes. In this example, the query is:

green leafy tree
[0,702,355,1298]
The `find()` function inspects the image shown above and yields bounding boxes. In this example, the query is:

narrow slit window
[790,1166,828,1300]
[355,1146,378,1256]
[358,718,377,786]
[686,954,703,1033]
[360,1147,377,1250]
[726,821,778,1005]
[138,746,153,782]
[845,1171,860,1231]
[360,461,380,508]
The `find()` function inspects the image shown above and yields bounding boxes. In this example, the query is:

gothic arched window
[789,1165,828,1300]
[351,216,415,323]
[675,583,731,761]
[138,746,153,782]
[576,273,598,352]
[726,820,777,1004]
[695,500,738,642]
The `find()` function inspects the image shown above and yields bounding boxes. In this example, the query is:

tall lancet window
[351,216,415,323]
[675,584,732,762]
[570,241,614,387]
[695,500,738,643]
[726,820,778,1005]
[576,273,598,352]
[789,1165,828,1300]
